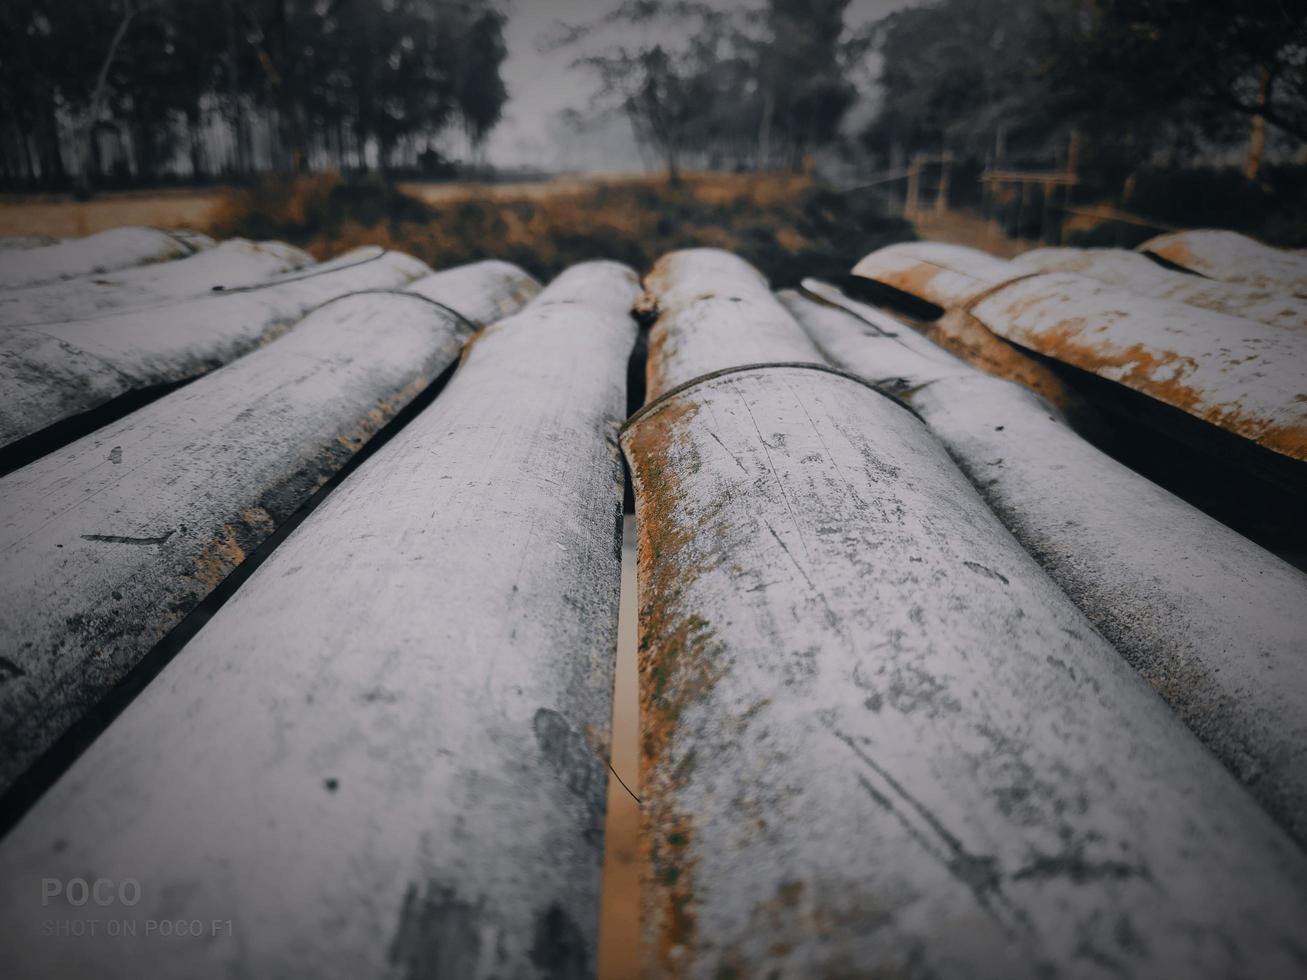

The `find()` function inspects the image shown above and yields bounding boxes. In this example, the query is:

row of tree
[561,0,1305,188]
[558,0,862,180]
[0,0,509,193]
[864,0,1307,185]
[6,0,1299,196]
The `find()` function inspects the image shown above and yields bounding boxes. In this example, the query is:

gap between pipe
[597,515,642,978]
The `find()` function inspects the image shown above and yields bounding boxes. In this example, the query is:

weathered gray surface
[850,240,1031,309]
[0,226,214,289]
[0,238,315,328]
[785,285,1307,847]
[802,277,1079,411]
[405,257,543,318]
[624,362,1307,979]
[0,261,639,980]
[0,247,430,448]
[795,278,971,375]
[850,245,1307,457]
[643,248,823,398]
[1014,246,1307,331]
[970,272,1307,460]
[0,260,540,794]
[620,253,1307,978]
[0,236,57,252]
[1141,229,1307,297]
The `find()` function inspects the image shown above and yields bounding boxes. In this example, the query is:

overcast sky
[481,0,919,169]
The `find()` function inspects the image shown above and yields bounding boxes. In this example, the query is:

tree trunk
[75,3,136,198]
[1245,67,1271,181]
[189,109,204,181]
[20,127,38,187]
[225,0,248,178]
[757,88,774,171]
[37,95,66,186]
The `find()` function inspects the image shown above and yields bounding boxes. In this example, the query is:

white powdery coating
[793,279,969,374]
[0,262,640,980]
[786,286,1307,846]
[851,240,1029,308]
[0,226,214,289]
[644,248,823,397]
[1014,247,1307,331]
[1141,229,1307,297]
[407,258,542,318]
[0,239,316,328]
[0,248,432,447]
[0,261,540,794]
[970,271,1307,458]
[532,258,641,316]
[624,365,1307,979]
[645,248,771,314]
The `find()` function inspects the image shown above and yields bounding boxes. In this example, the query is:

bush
[1065,222,1156,250]
[212,172,915,286]
[1122,165,1307,248]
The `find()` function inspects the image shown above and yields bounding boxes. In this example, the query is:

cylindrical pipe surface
[0,238,314,328]
[643,248,823,399]
[623,364,1307,978]
[1013,247,1307,331]
[0,262,639,979]
[850,241,1030,309]
[0,246,431,448]
[969,272,1307,460]
[0,260,541,793]
[785,286,1307,847]
[0,226,213,290]
[1140,229,1307,297]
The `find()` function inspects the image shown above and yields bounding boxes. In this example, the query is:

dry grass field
[0,186,230,239]
[205,170,913,287]
[0,171,917,288]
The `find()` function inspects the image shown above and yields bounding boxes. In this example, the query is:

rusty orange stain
[1150,239,1199,272]
[645,318,678,400]
[1006,315,1307,459]
[335,377,430,452]
[633,289,660,322]
[622,394,728,974]
[458,320,505,362]
[880,262,952,304]
[188,524,248,593]
[924,309,1072,409]
[187,507,277,593]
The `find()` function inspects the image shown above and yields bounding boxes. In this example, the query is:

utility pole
[934,151,952,214]
[905,155,921,217]
[1245,68,1271,181]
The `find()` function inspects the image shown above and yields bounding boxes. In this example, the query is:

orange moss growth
[925,309,1073,409]
[622,395,726,975]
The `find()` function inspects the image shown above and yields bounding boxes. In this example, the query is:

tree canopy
[862,0,1306,180]
[0,0,510,191]
[559,0,859,179]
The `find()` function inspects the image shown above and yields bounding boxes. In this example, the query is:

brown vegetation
[209,171,914,287]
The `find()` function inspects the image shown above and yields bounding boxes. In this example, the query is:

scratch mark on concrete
[964,561,1010,585]
[80,529,175,546]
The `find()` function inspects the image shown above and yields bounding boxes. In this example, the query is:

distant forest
[866,0,1306,182]
[555,0,860,179]
[0,0,508,192]
[568,1,1305,183]
[1,0,1304,213]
